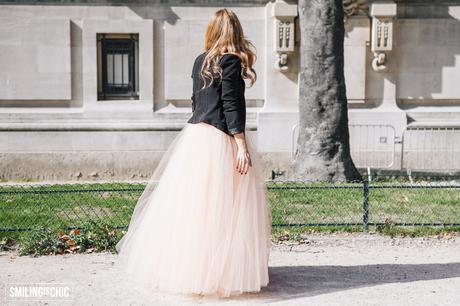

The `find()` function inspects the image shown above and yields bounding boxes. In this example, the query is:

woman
[116,8,271,299]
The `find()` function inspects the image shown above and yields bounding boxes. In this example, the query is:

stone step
[0,111,259,131]
[0,108,259,122]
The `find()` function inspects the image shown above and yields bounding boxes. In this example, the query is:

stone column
[257,0,299,154]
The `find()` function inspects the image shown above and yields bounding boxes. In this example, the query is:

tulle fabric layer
[115,122,272,298]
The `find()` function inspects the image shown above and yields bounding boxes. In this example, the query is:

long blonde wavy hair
[199,8,257,89]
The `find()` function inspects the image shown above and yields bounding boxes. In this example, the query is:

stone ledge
[0,0,273,5]
[0,110,259,131]
[0,150,287,181]
[0,121,258,131]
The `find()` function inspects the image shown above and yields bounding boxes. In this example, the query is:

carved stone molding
[343,0,369,18]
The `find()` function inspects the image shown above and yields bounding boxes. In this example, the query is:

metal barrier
[401,126,460,172]
[291,123,299,162]
[1,176,460,232]
[349,124,396,169]
[292,123,460,172]
[291,124,396,169]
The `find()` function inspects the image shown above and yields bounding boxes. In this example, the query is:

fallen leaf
[70,229,81,235]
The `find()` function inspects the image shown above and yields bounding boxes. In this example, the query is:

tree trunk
[290,0,362,182]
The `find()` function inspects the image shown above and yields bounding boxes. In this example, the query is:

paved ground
[1,233,460,306]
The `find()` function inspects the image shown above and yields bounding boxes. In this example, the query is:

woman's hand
[236,148,252,175]
[233,132,252,175]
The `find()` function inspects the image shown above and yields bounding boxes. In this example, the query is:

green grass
[267,181,365,226]
[0,181,459,250]
[267,181,460,226]
[271,225,460,241]
[374,225,460,238]
[0,182,144,231]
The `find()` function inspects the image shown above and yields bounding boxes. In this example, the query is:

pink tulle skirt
[115,122,271,298]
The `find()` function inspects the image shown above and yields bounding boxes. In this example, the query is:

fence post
[362,180,369,232]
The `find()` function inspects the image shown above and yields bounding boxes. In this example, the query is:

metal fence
[349,124,396,169]
[401,126,460,171]
[1,175,459,233]
[292,124,460,172]
[291,123,397,169]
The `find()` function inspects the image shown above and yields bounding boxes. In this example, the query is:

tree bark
[290,0,362,182]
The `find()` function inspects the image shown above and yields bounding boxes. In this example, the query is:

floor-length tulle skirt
[115,122,272,298]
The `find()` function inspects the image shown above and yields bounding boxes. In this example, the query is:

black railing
[1,176,459,232]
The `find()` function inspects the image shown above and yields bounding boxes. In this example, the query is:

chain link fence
[1,175,459,232]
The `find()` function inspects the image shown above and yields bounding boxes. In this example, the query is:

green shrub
[19,226,67,256]
[18,220,124,256]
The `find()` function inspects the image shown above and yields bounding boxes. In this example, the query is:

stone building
[1,0,459,181]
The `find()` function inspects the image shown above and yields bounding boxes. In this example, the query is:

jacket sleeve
[220,54,246,135]
[191,73,195,112]
[191,93,195,112]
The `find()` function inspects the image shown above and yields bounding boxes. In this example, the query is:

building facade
[1,0,460,181]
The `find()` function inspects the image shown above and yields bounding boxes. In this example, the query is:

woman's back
[116,8,270,299]
[187,52,246,136]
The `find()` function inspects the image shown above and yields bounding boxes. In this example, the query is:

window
[97,33,139,100]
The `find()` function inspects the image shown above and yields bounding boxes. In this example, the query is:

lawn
[1,180,459,233]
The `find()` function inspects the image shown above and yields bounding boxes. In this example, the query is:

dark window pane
[98,35,139,100]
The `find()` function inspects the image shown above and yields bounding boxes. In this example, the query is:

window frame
[97,33,139,101]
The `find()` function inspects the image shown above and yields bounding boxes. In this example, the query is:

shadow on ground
[231,263,460,303]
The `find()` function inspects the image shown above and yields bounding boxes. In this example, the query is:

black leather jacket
[187,52,246,136]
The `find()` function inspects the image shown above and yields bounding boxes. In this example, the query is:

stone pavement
[1,233,460,306]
